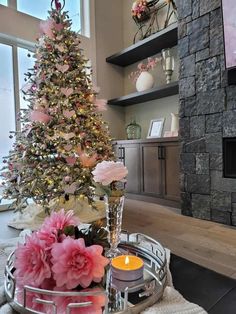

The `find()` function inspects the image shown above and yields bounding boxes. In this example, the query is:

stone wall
[178,0,236,226]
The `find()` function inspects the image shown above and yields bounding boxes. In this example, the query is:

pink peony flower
[30,110,51,123]
[38,209,79,248]
[51,237,109,289]
[54,287,106,314]
[92,161,128,186]
[14,233,51,287]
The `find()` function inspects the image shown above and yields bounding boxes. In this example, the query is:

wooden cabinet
[113,139,180,203]
[116,144,140,194]
[162,142,180,201]
[141,144,162,196]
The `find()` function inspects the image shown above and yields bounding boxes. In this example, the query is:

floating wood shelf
[106,23,178,67]
[108,81,179,107]
[228,68,236,85]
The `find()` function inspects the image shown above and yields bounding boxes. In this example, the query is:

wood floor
[0,199,236,279]
[123,199,236,279]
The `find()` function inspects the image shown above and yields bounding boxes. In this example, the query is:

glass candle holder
[161,48,175,84]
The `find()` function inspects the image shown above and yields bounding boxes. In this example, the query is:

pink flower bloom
[16,288,49,313]
[54,287,106,314]
[30,110,51,123]
[51,237,109,289]
[92,161,128,186]
[38,209,79,248]
[41,209,78,231]
[94,99,107,111]
[14,233,51,287]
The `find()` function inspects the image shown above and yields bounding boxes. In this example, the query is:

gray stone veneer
[177,0,236,226]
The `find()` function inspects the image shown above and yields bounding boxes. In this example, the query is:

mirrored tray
[4,232,167,313]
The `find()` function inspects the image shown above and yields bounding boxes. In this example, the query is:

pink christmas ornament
[56,64,69,73]
[64,182,77,194]
[39,19,55,39]
[94,99,108,112]
[30,111,51,124]
[64,144,72,151]
[56,35,63,40]
[54,23,64,32]
[79,152,97,168]
[65,156,77,165]
[55,44,65,52]
[60,132,75,140]
[63,109,75,118]
[64,176,71,183]
[61,87,74,97]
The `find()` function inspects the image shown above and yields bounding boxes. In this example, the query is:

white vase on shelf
[136,71,154,92]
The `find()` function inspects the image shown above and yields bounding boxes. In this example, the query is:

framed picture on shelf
[147,118,165,139]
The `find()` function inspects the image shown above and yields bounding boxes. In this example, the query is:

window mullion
[12,45,21,131]
[7,0,16,9]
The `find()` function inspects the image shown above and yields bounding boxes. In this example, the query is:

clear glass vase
[126,120,141,140]
[105,195,125,258]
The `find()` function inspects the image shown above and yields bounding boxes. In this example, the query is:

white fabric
[8,198,106,230]
[0,234,207,314]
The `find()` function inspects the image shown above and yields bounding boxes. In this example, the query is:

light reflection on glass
[0,44,15,204]
[17,0,81,32]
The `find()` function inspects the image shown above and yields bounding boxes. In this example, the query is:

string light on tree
[0,0,113,212]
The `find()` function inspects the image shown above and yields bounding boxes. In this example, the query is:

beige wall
[94,0,126,140]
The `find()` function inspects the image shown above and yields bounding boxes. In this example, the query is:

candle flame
[125,255,130,265]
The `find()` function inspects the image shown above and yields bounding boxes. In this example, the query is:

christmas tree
[0,0,113,212]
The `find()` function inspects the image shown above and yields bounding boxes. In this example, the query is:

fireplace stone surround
[178,0,236,226]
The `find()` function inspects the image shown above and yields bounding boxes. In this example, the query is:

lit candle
[111,255,144,282]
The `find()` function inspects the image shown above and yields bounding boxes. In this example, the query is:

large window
[17,0,82,33]
[0,42,34,205]
[0,44,15,163]
[0,0,7,5]
[18,47,35,109]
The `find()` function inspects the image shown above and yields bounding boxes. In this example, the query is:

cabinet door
[141,144,162,196]
[123,144,140,194]
[162,142,180,201]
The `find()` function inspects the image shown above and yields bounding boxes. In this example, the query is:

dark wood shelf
[106,22,178,67]
[227,68,236,85]
[108,81,179,107]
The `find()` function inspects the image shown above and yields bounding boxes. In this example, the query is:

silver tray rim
[4,232,167,314]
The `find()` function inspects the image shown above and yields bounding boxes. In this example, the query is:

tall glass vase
[105,195,125,258]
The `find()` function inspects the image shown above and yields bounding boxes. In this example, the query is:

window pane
[18,47,35,110]
[0,44,15,204]
[0,0,7,6]
[17,0,81,32]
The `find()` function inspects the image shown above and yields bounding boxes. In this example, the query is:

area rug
[0,233,207,314]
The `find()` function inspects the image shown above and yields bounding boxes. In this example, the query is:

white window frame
[0,36,34,131]
[6,0,88,37]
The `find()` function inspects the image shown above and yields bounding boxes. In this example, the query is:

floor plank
[123,199,236,278]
